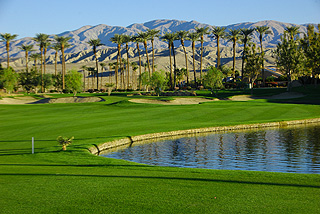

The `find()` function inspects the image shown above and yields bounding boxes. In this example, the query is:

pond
[101,124,320,174]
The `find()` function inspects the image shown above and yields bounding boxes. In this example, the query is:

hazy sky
[0,0,319,38]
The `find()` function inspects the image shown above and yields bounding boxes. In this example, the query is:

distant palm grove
[0,23,319,94]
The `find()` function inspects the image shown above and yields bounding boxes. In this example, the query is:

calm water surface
[101,124,320,173]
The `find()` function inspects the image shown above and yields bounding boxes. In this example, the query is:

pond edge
[88,118,320,155]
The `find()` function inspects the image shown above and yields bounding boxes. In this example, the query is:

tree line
[0,24,319,94]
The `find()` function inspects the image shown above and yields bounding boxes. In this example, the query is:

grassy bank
[1,88,320,213]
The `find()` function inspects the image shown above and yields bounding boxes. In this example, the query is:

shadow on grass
[0,163,151,168]
[0,173,318,189]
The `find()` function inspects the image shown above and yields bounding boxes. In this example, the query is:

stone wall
[89,118,320,155]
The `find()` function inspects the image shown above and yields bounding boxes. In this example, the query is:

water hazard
[101,124,320,174]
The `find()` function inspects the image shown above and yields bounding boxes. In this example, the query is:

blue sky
[0,0,319,39]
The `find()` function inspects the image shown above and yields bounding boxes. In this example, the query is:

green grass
[1,87,320,213]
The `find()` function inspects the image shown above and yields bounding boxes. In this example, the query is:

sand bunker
[0,96,104,104]
[130,98,215,105]
[0,96,38,104]
[129,92,305,105]
[229,92,305,101]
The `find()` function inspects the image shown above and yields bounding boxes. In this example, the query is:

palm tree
[108,62,116,84]
[147,29,160,73]
[171,32,179,88]
[137,31,151,76]
[177,30,190,84]
[81,65,88,91]
[196,27,210,82]
[256,26,272,86]
[51,43,61,75]
[100,62,107,89]
[110,34,123,89]
[131,62,138,90]
[43,40,51,75]
[0,33,18,68]
[19,44,34,72]
[227,29,242,78]
[161,33,176,89]
[131,35,143,89]
[54,35,72,90]
[33,33,49,92]
[240,28,255,77]
[187,32,200,86]
[211,27,226,69]
[87,38,104,90]
[122,35,131,89]
[30,53,41,70]
[285,26,300,40]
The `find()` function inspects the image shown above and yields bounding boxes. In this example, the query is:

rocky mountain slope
[1,19,318,60]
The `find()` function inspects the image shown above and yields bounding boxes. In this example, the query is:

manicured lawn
[1,87,320,213]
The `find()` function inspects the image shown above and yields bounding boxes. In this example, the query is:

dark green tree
[275,32,305,91]
[203,66,224,96]
[65,69,83,96]
[244,43,262,95]
[300,24,320,87]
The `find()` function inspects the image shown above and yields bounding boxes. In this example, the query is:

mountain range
[1,19,318,60]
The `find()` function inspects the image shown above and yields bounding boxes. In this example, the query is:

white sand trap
[0,96,38,104]
[130,92,305,105]
[229,92,305,101]
[130,98,215,105]
[0,96,104,104]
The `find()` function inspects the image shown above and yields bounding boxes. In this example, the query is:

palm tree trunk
[241,42,247,78]
[217,36,221,68]
[40,47,44,92]
[115,45,121,90]
[6,42,10,68]
[118,46,123,89]
[92,72,94,89]
[54,51,57,76]
[44,48,47,75]
[151,40,155,73]
[88,71,90,90]
[172,43,177,88]
[137,43,142,89]
[144,41,151,77]
[260,37,265,87]
[233,41,236,78]
[182,42,189,84]
[100,67,103,90]
[126,44,130,90]
[200,37,203,83]
[168,43,173,90]
[25,51,29,73]
[61,46,65,90]
[93,47,99,90]
[192,42,197,86]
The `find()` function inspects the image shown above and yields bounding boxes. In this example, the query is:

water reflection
[101,124,320,174]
